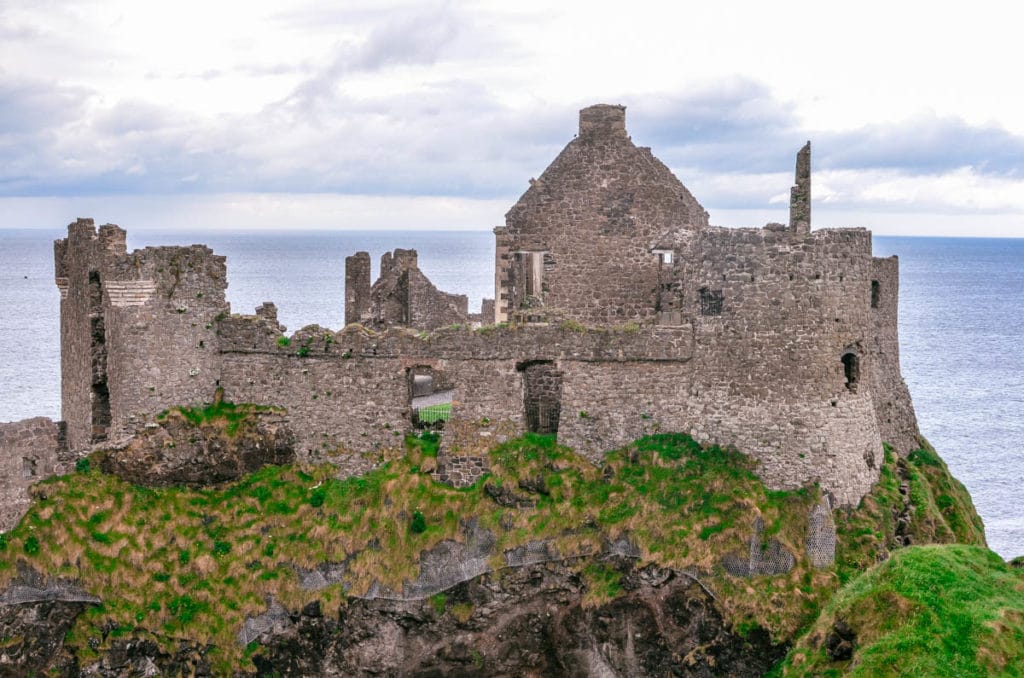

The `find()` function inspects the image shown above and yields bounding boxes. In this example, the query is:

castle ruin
[1,104,921,524]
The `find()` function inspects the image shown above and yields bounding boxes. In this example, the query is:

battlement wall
[214,310,880,503]
[216,319,695,459]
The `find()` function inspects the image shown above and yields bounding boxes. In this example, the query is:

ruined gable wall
[101,245,228,440]
[360,250,470,331]
[0,418,62,530]
[501,107,709,325]
[868,256,920,454]
[407,270,468,330]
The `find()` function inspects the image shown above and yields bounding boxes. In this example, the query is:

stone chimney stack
[579,104,627,138]
[789,141,811,235]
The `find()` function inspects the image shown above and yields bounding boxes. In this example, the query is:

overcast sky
[3,0,1023,236]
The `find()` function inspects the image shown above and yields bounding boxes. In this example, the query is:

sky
[2,0,1023,236]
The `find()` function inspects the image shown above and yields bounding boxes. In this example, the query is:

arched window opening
[842,353,860,392]
[871,280,880,309]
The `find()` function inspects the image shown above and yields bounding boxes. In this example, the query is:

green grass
[833,443,986,586]
[780,545,1024,677]
[0,431,990,673]
[416,402,451,424]
[157,399,281,436]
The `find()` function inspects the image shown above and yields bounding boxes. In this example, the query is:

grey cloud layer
[3,65,1023,211]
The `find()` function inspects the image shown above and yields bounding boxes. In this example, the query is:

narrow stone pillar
[789,141,811,235]
[345,252,371,325]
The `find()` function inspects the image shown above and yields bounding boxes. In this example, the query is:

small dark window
[699,287,724,316]
[842,353,860,392]
[22,457,37,478]
[519,361,563,435]
[871,280,880,309]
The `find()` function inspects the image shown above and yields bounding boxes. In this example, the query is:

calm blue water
[0,229,1021,558]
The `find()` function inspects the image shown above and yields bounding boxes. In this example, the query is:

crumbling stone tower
[54,219,228,448]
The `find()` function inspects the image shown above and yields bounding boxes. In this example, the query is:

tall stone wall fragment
[789,141,811,234]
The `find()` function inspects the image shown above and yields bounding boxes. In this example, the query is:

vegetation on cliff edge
[0,428,989,673]
[779,544,1024,677]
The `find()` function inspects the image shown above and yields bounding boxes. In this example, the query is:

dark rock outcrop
[0,563,98,676]
[97,408,295,487]
[244,559,787,676]
[79,638,212,676]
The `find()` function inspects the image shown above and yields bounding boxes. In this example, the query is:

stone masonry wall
[215,291,881,504]
[0,418,62,531]
[216,319,694,460]
[683,226,883,504]
[102,243,228,439]
[351,250,469,331]
[868,256,921,454]
[500,105,710,325]
[54,220,122,450]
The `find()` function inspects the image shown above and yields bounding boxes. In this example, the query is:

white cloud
[0,0,1022,236]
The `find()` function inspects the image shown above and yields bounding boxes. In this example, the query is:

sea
[1,229,1021,559]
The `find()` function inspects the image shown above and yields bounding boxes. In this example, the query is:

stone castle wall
[0,418,64,530]
[868,256,921,454]
[346,249,469,331]
[2,104,924,518]
[499,105,710,325]
[54,220,228,444]
[102,243,227,438]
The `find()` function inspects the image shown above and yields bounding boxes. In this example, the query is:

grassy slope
[779,545,1024,677]
[0,426,992,674]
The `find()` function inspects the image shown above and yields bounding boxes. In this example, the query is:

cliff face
[246,561,785,677]
[0,560,785,677]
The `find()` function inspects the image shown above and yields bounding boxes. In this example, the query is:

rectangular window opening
[699,287,724,316]
[409,367,453,429]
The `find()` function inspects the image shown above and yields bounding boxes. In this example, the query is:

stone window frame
[652,248,674,266]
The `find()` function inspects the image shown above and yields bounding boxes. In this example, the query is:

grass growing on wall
[0,432,989,673]
[157,400,282,437]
